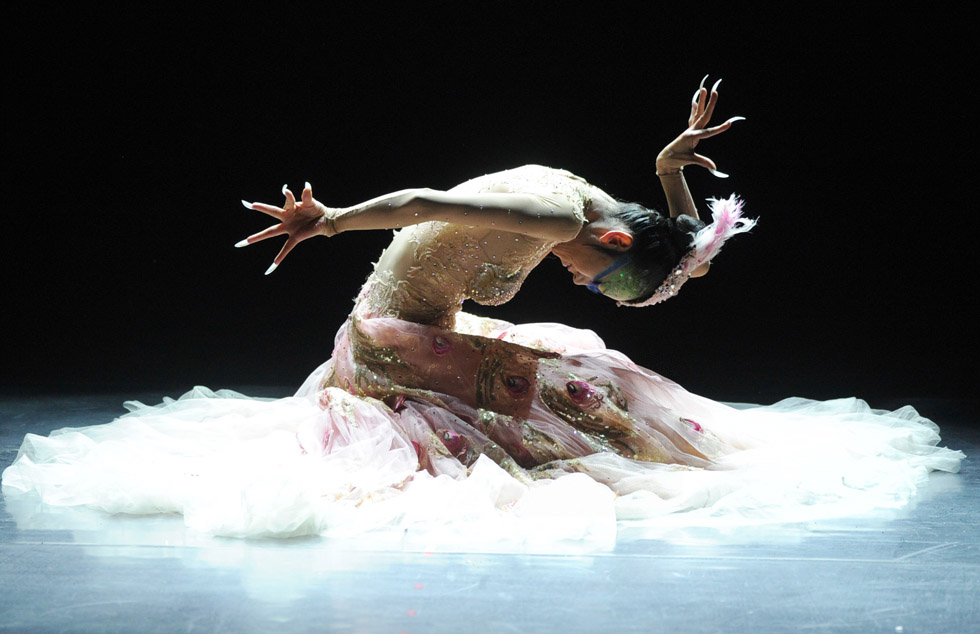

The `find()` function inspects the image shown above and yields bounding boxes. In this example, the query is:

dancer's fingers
[273,237,299,265]
[688,152,718,172]
[691,116,745,139]
[244,201,286,219]
[282,185,296,210]
[245,224,286,245]
[695,87,720,128]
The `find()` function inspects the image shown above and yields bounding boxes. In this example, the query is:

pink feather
[690,195,755,261]
[621,194,755,307]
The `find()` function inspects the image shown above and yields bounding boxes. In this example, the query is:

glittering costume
[2,167,965,539]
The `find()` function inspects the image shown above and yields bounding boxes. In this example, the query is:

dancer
[4,79,962,538]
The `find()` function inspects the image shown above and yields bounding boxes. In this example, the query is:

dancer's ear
[598,230,632,250]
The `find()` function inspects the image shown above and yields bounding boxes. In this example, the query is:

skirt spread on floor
[2,312,965,540]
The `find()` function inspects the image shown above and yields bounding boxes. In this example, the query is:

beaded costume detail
[359,165,588,329]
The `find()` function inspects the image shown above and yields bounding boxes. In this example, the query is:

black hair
[595,201,705,304]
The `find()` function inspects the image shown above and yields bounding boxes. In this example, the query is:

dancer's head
[588,202,705,304]
[552,196,752,306]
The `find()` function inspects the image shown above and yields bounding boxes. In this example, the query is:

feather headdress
[622,195,755,307]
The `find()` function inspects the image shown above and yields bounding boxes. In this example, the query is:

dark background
[3,6,976,409]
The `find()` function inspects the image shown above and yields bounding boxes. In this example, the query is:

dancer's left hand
[656,76,744,178]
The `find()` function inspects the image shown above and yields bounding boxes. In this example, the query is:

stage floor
[1,391,976,633]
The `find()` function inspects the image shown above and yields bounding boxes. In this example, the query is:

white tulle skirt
[2,323,965,541]
[3,389,964,540]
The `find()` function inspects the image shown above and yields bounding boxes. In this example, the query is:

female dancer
[3,80,963,538]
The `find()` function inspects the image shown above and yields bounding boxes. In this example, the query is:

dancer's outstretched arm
[238,183,583,272]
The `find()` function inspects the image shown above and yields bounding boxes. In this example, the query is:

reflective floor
[1,391,976,633]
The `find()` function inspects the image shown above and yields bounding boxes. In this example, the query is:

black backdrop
[4,6,976,408]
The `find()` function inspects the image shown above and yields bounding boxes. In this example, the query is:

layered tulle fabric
[2,316,965,539]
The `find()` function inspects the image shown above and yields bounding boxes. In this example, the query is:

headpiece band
[586,256,631,294]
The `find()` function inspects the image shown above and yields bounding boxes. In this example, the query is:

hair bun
[669,215,706,251]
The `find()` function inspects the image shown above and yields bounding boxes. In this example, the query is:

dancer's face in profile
[551,225,633,289]
[552,246,619,287]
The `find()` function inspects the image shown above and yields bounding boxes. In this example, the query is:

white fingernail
[235,239,249,248]
[711,78,722,92]
[699,74,708,90]
[265,262,278,275]
[304,181,312,190]
[241,200,254,209]
[282,184,288,195]
[692,90,701,104]
[729,116,746,123]
[709,169,729,179]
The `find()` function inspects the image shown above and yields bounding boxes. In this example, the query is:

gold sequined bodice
[358,165,589,329]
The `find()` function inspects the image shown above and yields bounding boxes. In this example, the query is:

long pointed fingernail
[241,200,254,209]
[265,262,278,275]
[711,78,722,92]
[729,116,746,123]
[235,239,250,248]
[709,169,729,179]
[282,184,289,196]
[304,181,312,190]
[699,74,708,90]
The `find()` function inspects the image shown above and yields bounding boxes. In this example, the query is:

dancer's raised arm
[656,77,745,222]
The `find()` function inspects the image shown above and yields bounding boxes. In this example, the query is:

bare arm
[657,172,699,220]
[332,187,583,241]
[654,77,744,277]
[238,181,583,273]
[655,77,744,221]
